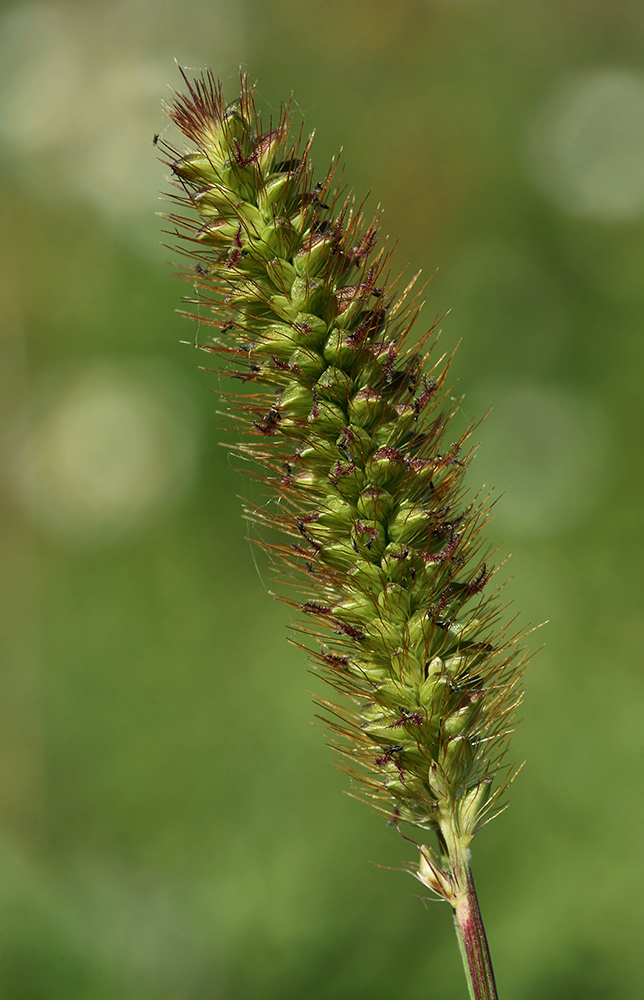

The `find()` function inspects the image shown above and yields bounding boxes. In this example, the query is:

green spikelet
[161,69,526,1000]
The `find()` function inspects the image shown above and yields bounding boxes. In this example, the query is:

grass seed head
[163,68,527,900]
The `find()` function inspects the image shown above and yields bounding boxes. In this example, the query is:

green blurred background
[1,0,643,996]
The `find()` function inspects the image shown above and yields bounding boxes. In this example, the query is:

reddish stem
[453,868,499,1000]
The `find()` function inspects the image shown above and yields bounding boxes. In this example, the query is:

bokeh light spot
[5,362,199,545]
[527,70,644,222]
[0,0,244,242]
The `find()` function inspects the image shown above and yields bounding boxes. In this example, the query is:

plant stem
[452,865,498,1000]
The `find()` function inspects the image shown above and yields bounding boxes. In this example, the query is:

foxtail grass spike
[160,68,527,1000]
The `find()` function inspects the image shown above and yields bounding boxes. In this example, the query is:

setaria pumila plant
[159,69,528,1000]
